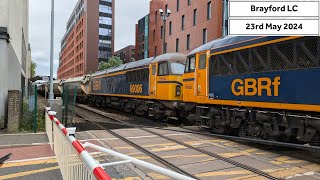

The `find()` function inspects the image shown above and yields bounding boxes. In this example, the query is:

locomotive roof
[188,36,286,56]
[64,76,85,83]
[152,53,187,63]
[90,57,154,77]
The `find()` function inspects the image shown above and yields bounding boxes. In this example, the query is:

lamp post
[49,0,55,104]
[159,8,171,54]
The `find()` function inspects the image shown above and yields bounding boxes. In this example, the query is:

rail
[45,108,195,180]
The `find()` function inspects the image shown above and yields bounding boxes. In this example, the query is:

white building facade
[0,0,31,128]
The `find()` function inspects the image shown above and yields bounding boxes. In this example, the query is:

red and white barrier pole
[46,109,112,180]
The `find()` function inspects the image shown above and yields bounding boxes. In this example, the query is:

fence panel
[45,108,53,149]
[46,110,111,180]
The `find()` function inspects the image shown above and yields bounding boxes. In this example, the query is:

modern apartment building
[0,0,31,127]
[114,45,135,63]
[135,14,149,60]
[58,0,115,79]
[149,0,227,57]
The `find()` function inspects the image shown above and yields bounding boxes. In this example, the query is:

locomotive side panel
[90,68,150,97]
[207,36,320,112]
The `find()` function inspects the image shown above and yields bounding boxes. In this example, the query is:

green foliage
[20,101,45,132]
[31,61,36,78]
[98,56,123,71]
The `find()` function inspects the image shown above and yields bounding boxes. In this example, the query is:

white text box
[229,1,319,17]
[229,19,319,35]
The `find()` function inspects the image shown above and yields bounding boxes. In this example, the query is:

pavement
[0,133,62,180]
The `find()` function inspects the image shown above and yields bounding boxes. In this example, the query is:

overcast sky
[29,0,150,77]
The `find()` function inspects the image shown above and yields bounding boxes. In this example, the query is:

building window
[165,42,167,53]
[155,11,158,23]
[165,4,168,13]
[169,21,172,35]
[207,1,212,20]
[176,38,179,52]
[188,0,191,5]
[161,26,163,39]
[155,46,157,56]
[153,30,155,41]
[177,0,180,12]
[203,28,207,44]
[187,34,190,50]
[182,15,185,30]
[193,9,197,26]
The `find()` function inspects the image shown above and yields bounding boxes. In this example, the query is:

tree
[98,56,123,71]
[31,61,36,78]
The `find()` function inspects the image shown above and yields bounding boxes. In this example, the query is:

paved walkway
[0,133,62,180]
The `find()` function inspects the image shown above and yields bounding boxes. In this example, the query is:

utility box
[7,90,22,133]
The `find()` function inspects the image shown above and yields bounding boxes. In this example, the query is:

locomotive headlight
[176,85,181,96]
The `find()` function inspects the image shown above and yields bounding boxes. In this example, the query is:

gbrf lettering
[231,77,280,97]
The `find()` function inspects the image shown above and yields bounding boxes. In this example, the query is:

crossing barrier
[45,108,196,180]
[45,108,112,180]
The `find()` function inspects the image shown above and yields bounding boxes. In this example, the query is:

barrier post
[33,84,38,133]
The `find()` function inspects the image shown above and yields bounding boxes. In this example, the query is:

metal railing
[45,108,196,180]
[45,109,112,180]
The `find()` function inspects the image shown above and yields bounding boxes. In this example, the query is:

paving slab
[0,133,48,147]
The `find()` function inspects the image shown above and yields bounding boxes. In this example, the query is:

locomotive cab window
[198,54,206,69]
[158,62,169,76]
[185,56,195,72]
[170,62,185,75]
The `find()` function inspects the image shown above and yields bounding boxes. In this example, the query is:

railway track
[74,104,283,180]
[75,104,320,153]
[74,105,198,179]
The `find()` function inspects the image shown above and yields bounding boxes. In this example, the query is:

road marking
[0,166,60,179]
[271,156,307,165]
[196,169,253,177]
[5,156,56,163]
[0,132,46,136]
[147,172,169,180]
[113,177,142,180]
[151,145,186,152]
[269,167,312,178]
[1,158,57,168]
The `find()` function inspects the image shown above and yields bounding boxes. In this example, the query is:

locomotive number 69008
[130,84,143,94]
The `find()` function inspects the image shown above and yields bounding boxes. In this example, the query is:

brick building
[114,45,135,64]
[148,0,227,57]
[57,0,115,79]
[135,14,150,60]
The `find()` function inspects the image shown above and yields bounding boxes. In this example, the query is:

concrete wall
[0,0,30,127]
[0,40,21,128]
[0,40,9,124]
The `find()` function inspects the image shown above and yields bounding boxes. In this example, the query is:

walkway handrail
[45,108,112,180]
[83,142,196,180]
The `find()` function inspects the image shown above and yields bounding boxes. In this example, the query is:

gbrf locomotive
[81,53,187,121]
[183,36,320,144]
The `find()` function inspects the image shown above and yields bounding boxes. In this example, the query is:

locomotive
[183,36,320,144]
[59,36,320,144]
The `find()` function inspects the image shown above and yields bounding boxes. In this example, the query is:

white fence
[45,108,111,180]
[45,108,196,180]
[45,107,53,149]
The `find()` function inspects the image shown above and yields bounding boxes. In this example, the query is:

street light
[159,8,171,54]
[49,0,55,105]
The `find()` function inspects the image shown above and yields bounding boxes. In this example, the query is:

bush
[20,101,45,132]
